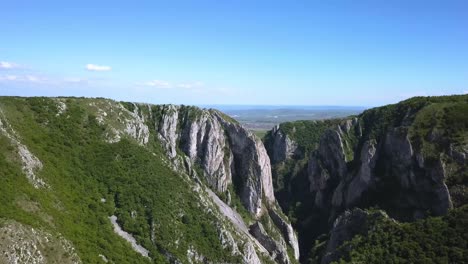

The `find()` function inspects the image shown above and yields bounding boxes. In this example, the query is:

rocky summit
[0,95,467,264]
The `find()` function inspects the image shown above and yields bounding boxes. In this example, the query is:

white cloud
[0,61,19,69]
[26,75,41,82]
[86,64,111,71]
[0,74,46,83]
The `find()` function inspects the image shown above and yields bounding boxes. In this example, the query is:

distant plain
[207,105,366,133]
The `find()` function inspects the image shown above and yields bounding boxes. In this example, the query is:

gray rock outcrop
[308,128,348,209]
[124,103,150,146]
[0,109,48,189]
[268,125,301,164]
[0,220,81,264]
[306,119,455,221]
[179,110,233,193]
[216,113,275,216]
[152,105,296,263]
[345,139,377,206]
[155,105,276,217]
[321,208,389,264]
[249,222,291,264]
[157,105,180,158]
[242,242,262,264]
[269,210,300,260]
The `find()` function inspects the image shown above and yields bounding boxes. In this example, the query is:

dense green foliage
[271,119,343,154]
[360,94,468,206]
[332,206,468,264]
[408,97,468,184]
[359,95,467,152]
[0,97,242,263]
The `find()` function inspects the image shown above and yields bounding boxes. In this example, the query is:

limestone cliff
[153,105,276,216]
[152,105,298,262]
[266,125,302,164]
[89,101,299,263]
[306,112,457,221]
[87,101,299,263]
[264,95,468,262]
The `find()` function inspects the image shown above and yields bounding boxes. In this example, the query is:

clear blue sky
[1,0,467,106]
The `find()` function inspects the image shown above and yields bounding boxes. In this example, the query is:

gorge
[0,94,467,264]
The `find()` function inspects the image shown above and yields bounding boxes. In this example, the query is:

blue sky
[0,0,467,106]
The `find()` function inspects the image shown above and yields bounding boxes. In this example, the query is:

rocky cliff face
[151,105,298,262]
[269,210,300,261]
[89,101,300,263]
[264,95,468,262]
[91,101,300,263]
[307,117,456,221]
[154,105,276,217]
[267,125,301,164]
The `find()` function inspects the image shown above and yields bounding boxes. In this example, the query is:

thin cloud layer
[0,74,91,86]
[0,61,19,69]
[86,64,111,71]
[144,80,172,88]
[0,75,18,81]
[64,77,88,84]
[0,75,46,82]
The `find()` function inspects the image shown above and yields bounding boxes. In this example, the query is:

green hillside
[0,97,242,263]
